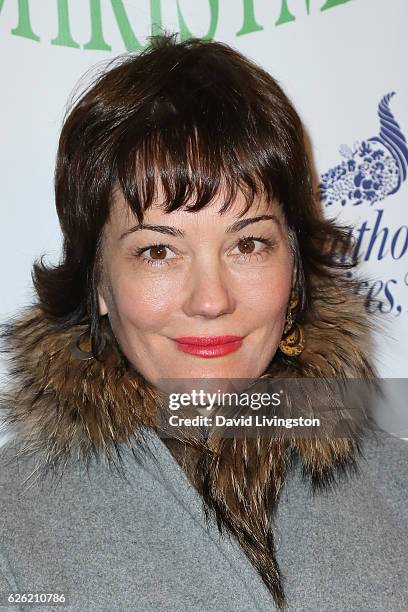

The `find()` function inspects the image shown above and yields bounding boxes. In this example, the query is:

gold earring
[279,290,305,357]
[279,323,305,357]
[69,329,107,361]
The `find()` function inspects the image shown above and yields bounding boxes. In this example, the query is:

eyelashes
[131,243,175,267]
[131,234,278,268]
[233,234,277,263]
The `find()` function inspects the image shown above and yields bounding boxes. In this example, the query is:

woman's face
[97,186,294,388]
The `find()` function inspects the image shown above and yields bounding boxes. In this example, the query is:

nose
[182,256,236,319]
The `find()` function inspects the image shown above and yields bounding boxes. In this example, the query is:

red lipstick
[173,335,244,358]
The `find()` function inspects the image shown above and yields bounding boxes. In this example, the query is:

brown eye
[237,238,256,254]
[149,245,168,260]
[135,243,177,266]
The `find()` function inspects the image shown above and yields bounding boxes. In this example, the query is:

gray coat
[0,427,407,612]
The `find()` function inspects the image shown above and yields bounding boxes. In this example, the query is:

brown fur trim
[0,281,379,609]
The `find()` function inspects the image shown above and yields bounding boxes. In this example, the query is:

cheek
[108,268,178,332]
[238,263,292,323]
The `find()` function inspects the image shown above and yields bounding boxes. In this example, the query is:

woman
[0,33,407,612]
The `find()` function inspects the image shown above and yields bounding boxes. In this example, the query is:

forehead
[108,185,285,234]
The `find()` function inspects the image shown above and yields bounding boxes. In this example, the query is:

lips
[173,336,244,358]
[174,336,243,346]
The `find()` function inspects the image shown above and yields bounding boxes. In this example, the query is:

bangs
[113,69,295,222]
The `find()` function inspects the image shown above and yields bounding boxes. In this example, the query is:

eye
[145,245,171,260]
[229,235,277,262]
[133,243,178,266]
[236,237,258,255]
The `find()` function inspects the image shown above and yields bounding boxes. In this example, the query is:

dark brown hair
[33,32,355,359]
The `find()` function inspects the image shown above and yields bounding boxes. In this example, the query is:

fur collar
[0,282,379,609]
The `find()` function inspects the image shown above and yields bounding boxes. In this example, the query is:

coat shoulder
[359,428,408,509]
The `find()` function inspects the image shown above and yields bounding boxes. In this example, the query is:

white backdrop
[1,0,407,437]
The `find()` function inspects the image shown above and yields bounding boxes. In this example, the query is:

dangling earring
[69,329,107,361]
[278,289,305,357]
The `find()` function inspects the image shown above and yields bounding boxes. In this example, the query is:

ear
[97,288,109,316]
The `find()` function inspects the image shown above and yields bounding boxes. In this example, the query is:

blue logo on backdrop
[319,93,408,317]
[320,93,408,208]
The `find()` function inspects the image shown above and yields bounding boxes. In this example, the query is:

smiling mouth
[172,336,244,358]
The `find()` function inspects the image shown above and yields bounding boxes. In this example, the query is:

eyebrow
[119,214,281,240]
